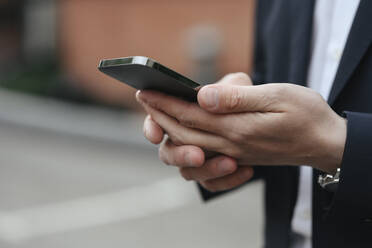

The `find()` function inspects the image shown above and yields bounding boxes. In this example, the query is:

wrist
[313,116,347,173]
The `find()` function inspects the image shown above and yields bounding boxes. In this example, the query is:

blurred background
[0,0,263,247]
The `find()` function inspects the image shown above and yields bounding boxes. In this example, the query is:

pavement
[0,89,263,248]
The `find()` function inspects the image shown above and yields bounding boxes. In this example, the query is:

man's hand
[137,73,347,174]
[140,73,255,192]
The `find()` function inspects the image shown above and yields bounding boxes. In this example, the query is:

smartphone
[98,56,201,102]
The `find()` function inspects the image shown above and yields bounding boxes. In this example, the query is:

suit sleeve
[330,111,372,218]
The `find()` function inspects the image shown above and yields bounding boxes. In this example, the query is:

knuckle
[147,99,161,110]
[232,72,250,82]
[227,130,244,143]
[224,87,243,110]
[178,113,196,129]
[270,84,288,98]
[260,84,288,109]
[268,84,281,97]
[221,143,243,159]
[222,73,237,82]
[177,103,199,128]
[224,72,249,83]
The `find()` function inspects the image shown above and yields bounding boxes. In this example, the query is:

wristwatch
[318,168,341,192]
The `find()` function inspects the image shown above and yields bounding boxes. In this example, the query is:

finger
[143,115,164,144]
[179,155,237,181]
[139,101,230,152]
[216,72,253,86]
[198,83,283,114]
[137,90,222,134]
[159,138,204,167]
[200,166,254,192]
[137,73,251,130]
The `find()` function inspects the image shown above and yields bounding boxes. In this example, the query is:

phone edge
[98,56,201,89]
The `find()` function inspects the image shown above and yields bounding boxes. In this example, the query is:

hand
[140,73,255,192]
[137,73,347,174]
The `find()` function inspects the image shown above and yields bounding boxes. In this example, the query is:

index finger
[136,90,223,134]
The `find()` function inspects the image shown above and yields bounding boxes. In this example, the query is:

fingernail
[218,159,233,173]
[202,87,218,108]
[137,90,149,104]
[136,91,144,103]
[143,120,150,137]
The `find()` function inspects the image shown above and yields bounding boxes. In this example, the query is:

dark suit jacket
[199,0,372,247]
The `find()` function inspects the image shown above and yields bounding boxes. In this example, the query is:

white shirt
[290,1,360,248]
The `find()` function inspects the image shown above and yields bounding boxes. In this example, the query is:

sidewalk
[0,89,263,248]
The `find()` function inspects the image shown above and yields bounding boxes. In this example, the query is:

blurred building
[58,0,256,107]
[0,2,263,247]
[1,0,255,108]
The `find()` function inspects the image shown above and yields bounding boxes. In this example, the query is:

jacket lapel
[328,0,372,106]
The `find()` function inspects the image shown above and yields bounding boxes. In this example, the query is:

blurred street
[0,1,262,247]
[0,89,263,248]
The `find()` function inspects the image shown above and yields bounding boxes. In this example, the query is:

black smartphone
[98,56,201,102]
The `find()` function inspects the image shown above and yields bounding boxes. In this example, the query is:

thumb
[197,84,273,114]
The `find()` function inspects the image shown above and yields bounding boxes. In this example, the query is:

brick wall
[58,0,255,107]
